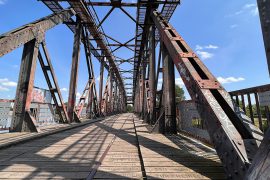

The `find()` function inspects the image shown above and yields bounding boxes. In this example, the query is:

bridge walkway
[0,113,225,179]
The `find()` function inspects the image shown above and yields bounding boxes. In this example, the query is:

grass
[253,118,269,132]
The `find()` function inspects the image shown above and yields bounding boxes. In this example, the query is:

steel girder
[151,10,264,179]
[0,9,75,132]
[67,18,82,122]
[41,0,110,70]
[38,42,69,123]
[66,0,126,102]
[257,0,270,75]
[0,9,74,57]
[133,0,180,102]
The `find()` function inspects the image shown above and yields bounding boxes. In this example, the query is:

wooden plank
[133,116,226,180]
[0,113,226,179]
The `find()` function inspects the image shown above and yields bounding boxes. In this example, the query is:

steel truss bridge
[0,0,270,179]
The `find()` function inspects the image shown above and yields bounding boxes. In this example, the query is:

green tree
[175,85,185,103]
[127,105,133,112]
[245,104,266,118]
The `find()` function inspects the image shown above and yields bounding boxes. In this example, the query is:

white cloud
[0,78,8,83]
[60,88,68,92]
[227,3,258,17]
[217,77,245,84]
[0,78,17,87]
[1,81,17,87]
[243,4,256,9]
[205,45,219,49]
[234,10,243,16]
[11,65,18,68]
[230,24,239,29]
[195,45,203,50]
[96,76,100,82]
[76,92,81,97]
[196,51,214,60]
[0,85,9,91]
[196,44,218,50]
[194,44,218,60]
[0,0,7,5]
[251,7,258,16]
[157,78,163,89]
[175,77,184,87]
[157,78,184,89]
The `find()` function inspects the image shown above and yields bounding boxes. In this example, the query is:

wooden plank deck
[133,116,226,180]
[0,113,226,179]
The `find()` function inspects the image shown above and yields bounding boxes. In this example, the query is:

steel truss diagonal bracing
[0,0,269,179]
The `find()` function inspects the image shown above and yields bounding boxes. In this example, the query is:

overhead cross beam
[41,0,110,70]
[67,0,126,102]
[97,7,115,29]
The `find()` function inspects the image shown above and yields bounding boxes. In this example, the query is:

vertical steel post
[236,95,240,106]
[140,68,145,117]
[11,39,40,132]
[109,70,113,114]
[163,44,177,134]
[257,0,270,75]
[87,81,93,118]
[265,106,270,127]
[241,94,246,113]
[140,42,149,119]
[99,60,104,115]
[247,93,255,123]
[255,92,263,131]
[67,17,82,122]
[113,82,118,113]
[149,25,156,124]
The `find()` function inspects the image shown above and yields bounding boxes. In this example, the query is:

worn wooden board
[133,116,226,180]
[0,113,226,179]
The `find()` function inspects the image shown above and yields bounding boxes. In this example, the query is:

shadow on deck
[0,113,226,179]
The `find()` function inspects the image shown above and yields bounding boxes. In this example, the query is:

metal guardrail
[230,84,270,132]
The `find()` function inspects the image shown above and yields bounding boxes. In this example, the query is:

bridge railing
[230,84,270,133]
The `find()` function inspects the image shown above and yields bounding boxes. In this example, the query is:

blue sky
[0,0,269,101]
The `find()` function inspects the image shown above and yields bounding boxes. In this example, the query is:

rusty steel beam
[151,10,264,179]
[0,9,74,57]
[88,2,138,7]
[99,60,105,115]
[38,42,69,123]
[108,44,136,47]
[109,70,113,114]
[67,0,126,103]
[246,129,270,179]
[82,26,99,117]
[97,7,115,29]
[11,39,40,132]
[133,0,180,101]
[257,0,270,75]
[76,79,93,118]
[149,25,156,124]
[41,0,110,71]
[162,44,176,134]
[87,1,179,7]
[68,18,82,122]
